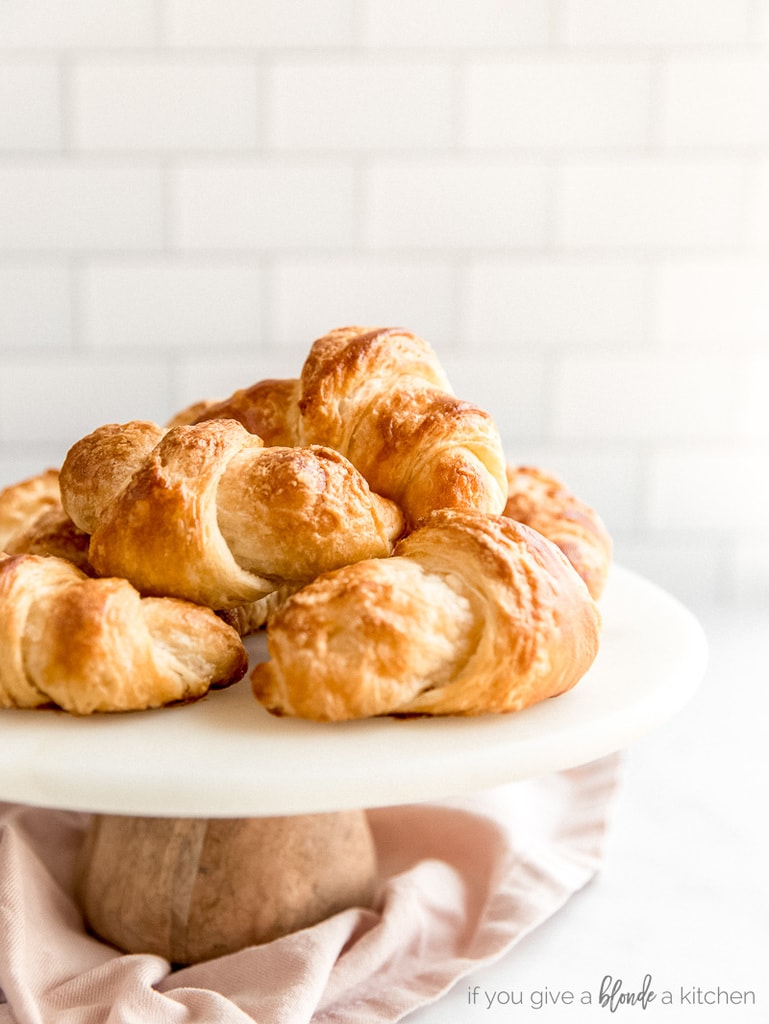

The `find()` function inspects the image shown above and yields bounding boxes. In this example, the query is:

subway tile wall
[1,0,768,608]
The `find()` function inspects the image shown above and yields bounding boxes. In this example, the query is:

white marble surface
[404,604,768,1023]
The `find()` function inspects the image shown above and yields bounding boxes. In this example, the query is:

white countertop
[404,604,768,1023]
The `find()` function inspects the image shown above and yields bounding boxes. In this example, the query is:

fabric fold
[0,753,623,1024]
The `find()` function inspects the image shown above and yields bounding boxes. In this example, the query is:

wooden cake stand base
[75,809,378,965]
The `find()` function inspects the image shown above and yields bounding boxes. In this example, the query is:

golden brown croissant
[0,553,247,714]
[251,509,601,721]
[59,418,404,610]
[191,377,302,447]
[185,326,509,526]
[0,469,61,550]
[59,420,166,536]
[504,465,612,600]
[165,398,219,429]
[0,469,91,572]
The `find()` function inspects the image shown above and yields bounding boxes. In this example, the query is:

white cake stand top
[0,566,707,819]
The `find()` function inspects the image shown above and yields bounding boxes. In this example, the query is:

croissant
[251,509,601,721]
[0,553,247,714]
[59,418,404,610]
[58,420,165,536]
[191,377,302,447]
[184,326,509,526]
[165,397,219,429]
[216,583,302,637]
[1,469,60,550]
[504,465,612,600]
[0,469,91,572]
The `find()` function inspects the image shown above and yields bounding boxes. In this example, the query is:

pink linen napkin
[0,753,622,1024]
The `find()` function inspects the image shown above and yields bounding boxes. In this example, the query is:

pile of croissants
[0,326,612,720]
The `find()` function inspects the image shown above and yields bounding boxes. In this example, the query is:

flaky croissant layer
[0,469,91,572]
[504,465,613,600]
[251,510,601,721]
[0,468,61,551]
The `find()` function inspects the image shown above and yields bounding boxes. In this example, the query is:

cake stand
[0,566,708,963]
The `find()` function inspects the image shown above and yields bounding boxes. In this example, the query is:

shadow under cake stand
[0,566,708,964]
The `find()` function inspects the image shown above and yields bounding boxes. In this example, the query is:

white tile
[501,445,643,533]
[738,351,769,441]
[649,447,768,530]
[0,263,71,349]
[0,0,156,48]
[746,158,769,245]
[654,260,769,346]
[361,0,550,47]
[365,159,550,248]
[271,258,457,348]
[662,58,769,148]
[733,539,769,605]
[0,162,163,250]
[438,352,547,441]
[463,59,651,149]
[0,452,71,491]
[270,59,453,150]
[613,535,722,607]
[175,160,356,250]
[465,259,649,347]
[0,64,60,150]
[71,60,260,151]
[758,0,769,45]
[0,355,170,446]
[163,0,354,47]
[552,353,742,440]
[561,0,751,45]
[81,260,263,350]
[171,352,300,417]
[558,158,744,249]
